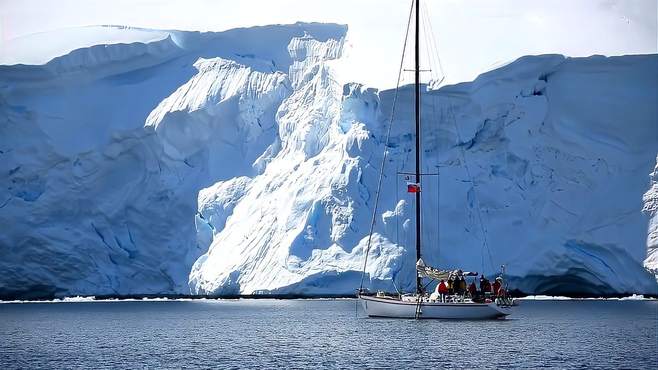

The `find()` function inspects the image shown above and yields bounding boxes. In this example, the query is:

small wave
[518,295,572,300]
[0,296,208,304]
[1,296,96,304]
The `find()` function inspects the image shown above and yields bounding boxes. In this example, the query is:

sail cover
[416,259,478,280]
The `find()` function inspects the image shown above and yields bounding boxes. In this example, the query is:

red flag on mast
[407,183,421,193]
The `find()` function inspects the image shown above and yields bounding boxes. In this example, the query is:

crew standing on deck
[480,275,491,296]
[458,276,467,298]
[437,279,448,302]
[468,279,477,298]
[493,277,502,297]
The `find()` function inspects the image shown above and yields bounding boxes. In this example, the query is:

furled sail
[416,259,478,280]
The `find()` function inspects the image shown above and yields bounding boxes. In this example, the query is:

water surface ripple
[1,299,656,369]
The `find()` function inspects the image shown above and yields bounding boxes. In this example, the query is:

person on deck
[458,276,467,297]
[495,277,506,298]
[468,280,477,297]
[492,277,502,297]
[437,279,448,302]
[476,275,484,301]
[480,275,491,296]
[447,276,454,295]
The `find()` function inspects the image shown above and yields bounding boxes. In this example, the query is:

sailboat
[357,0,511,319]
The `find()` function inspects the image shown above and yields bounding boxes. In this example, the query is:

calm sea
[1,299,656,369]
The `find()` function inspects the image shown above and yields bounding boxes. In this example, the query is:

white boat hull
[359,295,510,319]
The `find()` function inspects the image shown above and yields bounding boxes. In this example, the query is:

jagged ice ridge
[0,24,656,299]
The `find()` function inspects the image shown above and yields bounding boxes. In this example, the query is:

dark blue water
[1,299,656,369]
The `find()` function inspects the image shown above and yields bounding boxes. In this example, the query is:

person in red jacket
[492,277,502,297]
[496,277,507,297]
[437,279,448,302]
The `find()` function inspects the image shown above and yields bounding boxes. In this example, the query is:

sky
[1,0,656,88]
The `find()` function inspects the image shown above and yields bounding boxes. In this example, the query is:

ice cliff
[189,53,658,297]
[643,156,658,278]
[0,23,346,299]
[1,24,656,299]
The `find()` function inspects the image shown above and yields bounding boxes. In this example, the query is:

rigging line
[437,164,440,265]
[422,1,446,82]
[420,2,437,84]
[395,173,399,254]
[422,278,435,292]
[358,0,414,293]
[449,104,495,274]
[420,1,445,89]
[391,276,402,297]
[420,4,432,80]
[398,171,438,176]
[419,0,442,270]
[429,90,440,266]
[395,174,401,295]
[446,104,496,274]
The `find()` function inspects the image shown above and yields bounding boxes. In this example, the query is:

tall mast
[414,0,422,294]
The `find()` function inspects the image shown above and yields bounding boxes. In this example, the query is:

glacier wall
[189,53,658,296]
[643,156,658,278]
[1,23,656,299]
[0,23,347,299]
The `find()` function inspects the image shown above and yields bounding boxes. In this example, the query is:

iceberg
[0,23,347,299]
[0,23,656,299]
[190,52,658,297]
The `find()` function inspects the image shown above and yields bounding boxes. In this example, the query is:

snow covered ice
[0,24,656,299]
[190,52,658,297]
[643,155,658,278]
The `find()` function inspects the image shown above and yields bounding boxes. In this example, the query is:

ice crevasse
[0,23,656,299]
